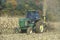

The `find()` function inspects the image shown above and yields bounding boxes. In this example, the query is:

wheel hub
[40,25,44,32]
[30,30,32,33]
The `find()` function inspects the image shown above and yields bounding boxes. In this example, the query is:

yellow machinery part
[40,25,44,32]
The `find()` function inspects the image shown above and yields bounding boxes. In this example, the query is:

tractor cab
[26,10,40,21]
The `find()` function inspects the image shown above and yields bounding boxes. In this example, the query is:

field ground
[0,17,60,40]
[0,31,60,40]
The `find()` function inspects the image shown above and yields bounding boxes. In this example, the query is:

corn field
[0,17,21,34]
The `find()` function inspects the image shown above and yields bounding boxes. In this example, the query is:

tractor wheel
[27,27,32,35]
[35,21,47,33]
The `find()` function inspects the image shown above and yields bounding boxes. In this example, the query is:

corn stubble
[0,17,19,34]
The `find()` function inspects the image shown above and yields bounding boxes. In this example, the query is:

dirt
[0,31,60,40]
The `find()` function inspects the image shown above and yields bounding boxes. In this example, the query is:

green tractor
[15,10,47,34]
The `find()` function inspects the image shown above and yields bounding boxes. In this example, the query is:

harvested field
[0,32,60,40]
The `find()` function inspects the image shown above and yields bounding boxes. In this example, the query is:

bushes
[0,0,43,16]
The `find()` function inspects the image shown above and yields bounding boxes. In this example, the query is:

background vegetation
[0,0,60,21]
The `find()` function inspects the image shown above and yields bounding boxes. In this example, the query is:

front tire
[27,27,32,34]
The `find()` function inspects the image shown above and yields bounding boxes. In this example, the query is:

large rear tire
[35,21,47,33]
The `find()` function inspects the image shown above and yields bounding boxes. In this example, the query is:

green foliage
[1,0,43,16]
[0,0,6,6]
[15,0,43,10]
[15,4,24,10]
[6,3,13,10]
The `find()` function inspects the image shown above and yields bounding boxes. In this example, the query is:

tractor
[15,10,47,34]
